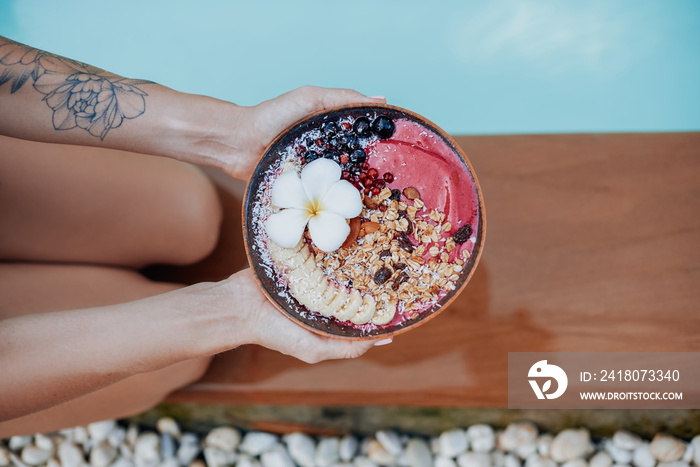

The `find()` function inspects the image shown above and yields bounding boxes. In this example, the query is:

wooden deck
[148,132,700,407]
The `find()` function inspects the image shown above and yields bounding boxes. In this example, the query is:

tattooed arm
[0,36,384,179]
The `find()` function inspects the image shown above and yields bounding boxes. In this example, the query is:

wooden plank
[166,132,700,407]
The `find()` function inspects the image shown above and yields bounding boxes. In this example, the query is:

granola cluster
[307,186,471,323]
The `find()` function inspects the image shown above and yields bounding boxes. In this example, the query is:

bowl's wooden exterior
[243,104,485,340]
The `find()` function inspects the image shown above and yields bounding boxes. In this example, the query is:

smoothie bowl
[243,104,485,340]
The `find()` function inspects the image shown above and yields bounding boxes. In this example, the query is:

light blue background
[1,0,698,135]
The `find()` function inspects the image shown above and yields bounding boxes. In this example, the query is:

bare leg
[0,263,210,437]
[0,135,222,268]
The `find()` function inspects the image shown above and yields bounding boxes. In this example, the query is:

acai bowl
[243,104,485,340]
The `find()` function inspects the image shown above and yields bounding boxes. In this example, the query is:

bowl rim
[242,103,486,340]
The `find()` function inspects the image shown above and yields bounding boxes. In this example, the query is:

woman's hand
[221,86,385,180]
[206,269,380,363]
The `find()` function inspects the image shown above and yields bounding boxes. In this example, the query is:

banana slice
[350,294,376,325]
[318,287,349,317]
[294,268,329,312]
[267,239,303,262]
[334,289,363,321]
[371,301,397,326]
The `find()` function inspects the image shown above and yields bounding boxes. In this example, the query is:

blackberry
[353,116,372,137]
[373,267,392,285]
[372,116,395,139]
[389,189,401,201]
[453,225,472,244]
[323,150,341,164]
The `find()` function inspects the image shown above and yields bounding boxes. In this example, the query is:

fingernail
[373,337,393,346]
[368,95,386,100]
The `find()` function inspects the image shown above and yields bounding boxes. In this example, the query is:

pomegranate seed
[341,122,352,130]
[354,181,364,190]
[383,172,394,183]
[373,179,385,189]
[300,157,306,165]
[358,172,367,180]
[361,162,370,170]
[341,170,350,180]
[315,138,324,147]
[364,187,371,195]
[340,154,349,164]
[371,187,381,196]
[368,168,379,179]
[362,177,374,187]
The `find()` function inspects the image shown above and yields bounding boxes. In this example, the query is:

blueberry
[353,117,372,138]
[306,152,320,162]
[372,116,395,139]
[322,121,339,135]
[349,148,366,165]
[389,189,401,201]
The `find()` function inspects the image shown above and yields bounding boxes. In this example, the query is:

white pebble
[239,432,279,456]
[315,438,341,467]
[90,442,117,467]
[550,429,591,463]
[405,438,432,467]
[0,447,10,467]
[284,433,315,467]
[613,432,643,452]
[107,428,126,449]
[160,434,176,460]
[438,430,468,458]
[204,447,236,467]
[156,418,181,440]
[536,435,553,458]
[191,461,207,467]
[456,452,490,467]
[112,458,134,467]
[206,428,242,453]
[58,442,85,467]
[632,443,656,467]
[396,449,412,467]
[603,440,633,465]
[339,436,358,462]
[562,460,589,467]
[503,454,520,467]
[524,454,556,467]
[589,451,613,467]
[73,428,89,447]
[9,437,33,452]
[681,444,693,464]
[88,421,117,443]
[649,435,685,463]
[236,454,261,467]
[466,426,495,453]
[159,459,178,467]
[177,434,201,466]
[47,457,61,467]
[134,433,160,466]
[34,435,55,454]
[125,425,138,449]
[434,456,457,467]
[261,447,295,467]
[491,451,505,467]
[353,457,378,467]
[691,436,700,466]
[367,440,394,466]
[21,446,51,466]
[376,431,403,457]
[498,423,538,452]
[516,443,537,460]
[656,463,688,467]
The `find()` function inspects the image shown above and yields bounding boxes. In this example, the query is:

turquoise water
[1,0,699,135]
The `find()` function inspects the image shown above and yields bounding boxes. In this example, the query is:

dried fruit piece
[373,267,392,285]
[363,197,379,210]
[389,189,401,201]
[403,187,421,200]
[397,233,414,253]
[341,217,362,249]
[453,225,473,244]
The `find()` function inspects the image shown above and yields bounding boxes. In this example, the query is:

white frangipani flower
[265,158,362,252]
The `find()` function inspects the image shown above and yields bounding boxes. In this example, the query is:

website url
[580,391,683,401]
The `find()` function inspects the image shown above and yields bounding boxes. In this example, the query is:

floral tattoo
[0,38,152,140]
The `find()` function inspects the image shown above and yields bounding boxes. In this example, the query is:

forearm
[0,280,246,421]
[0,36,247,174]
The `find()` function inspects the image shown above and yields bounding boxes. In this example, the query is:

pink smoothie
[367,119,479,261]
